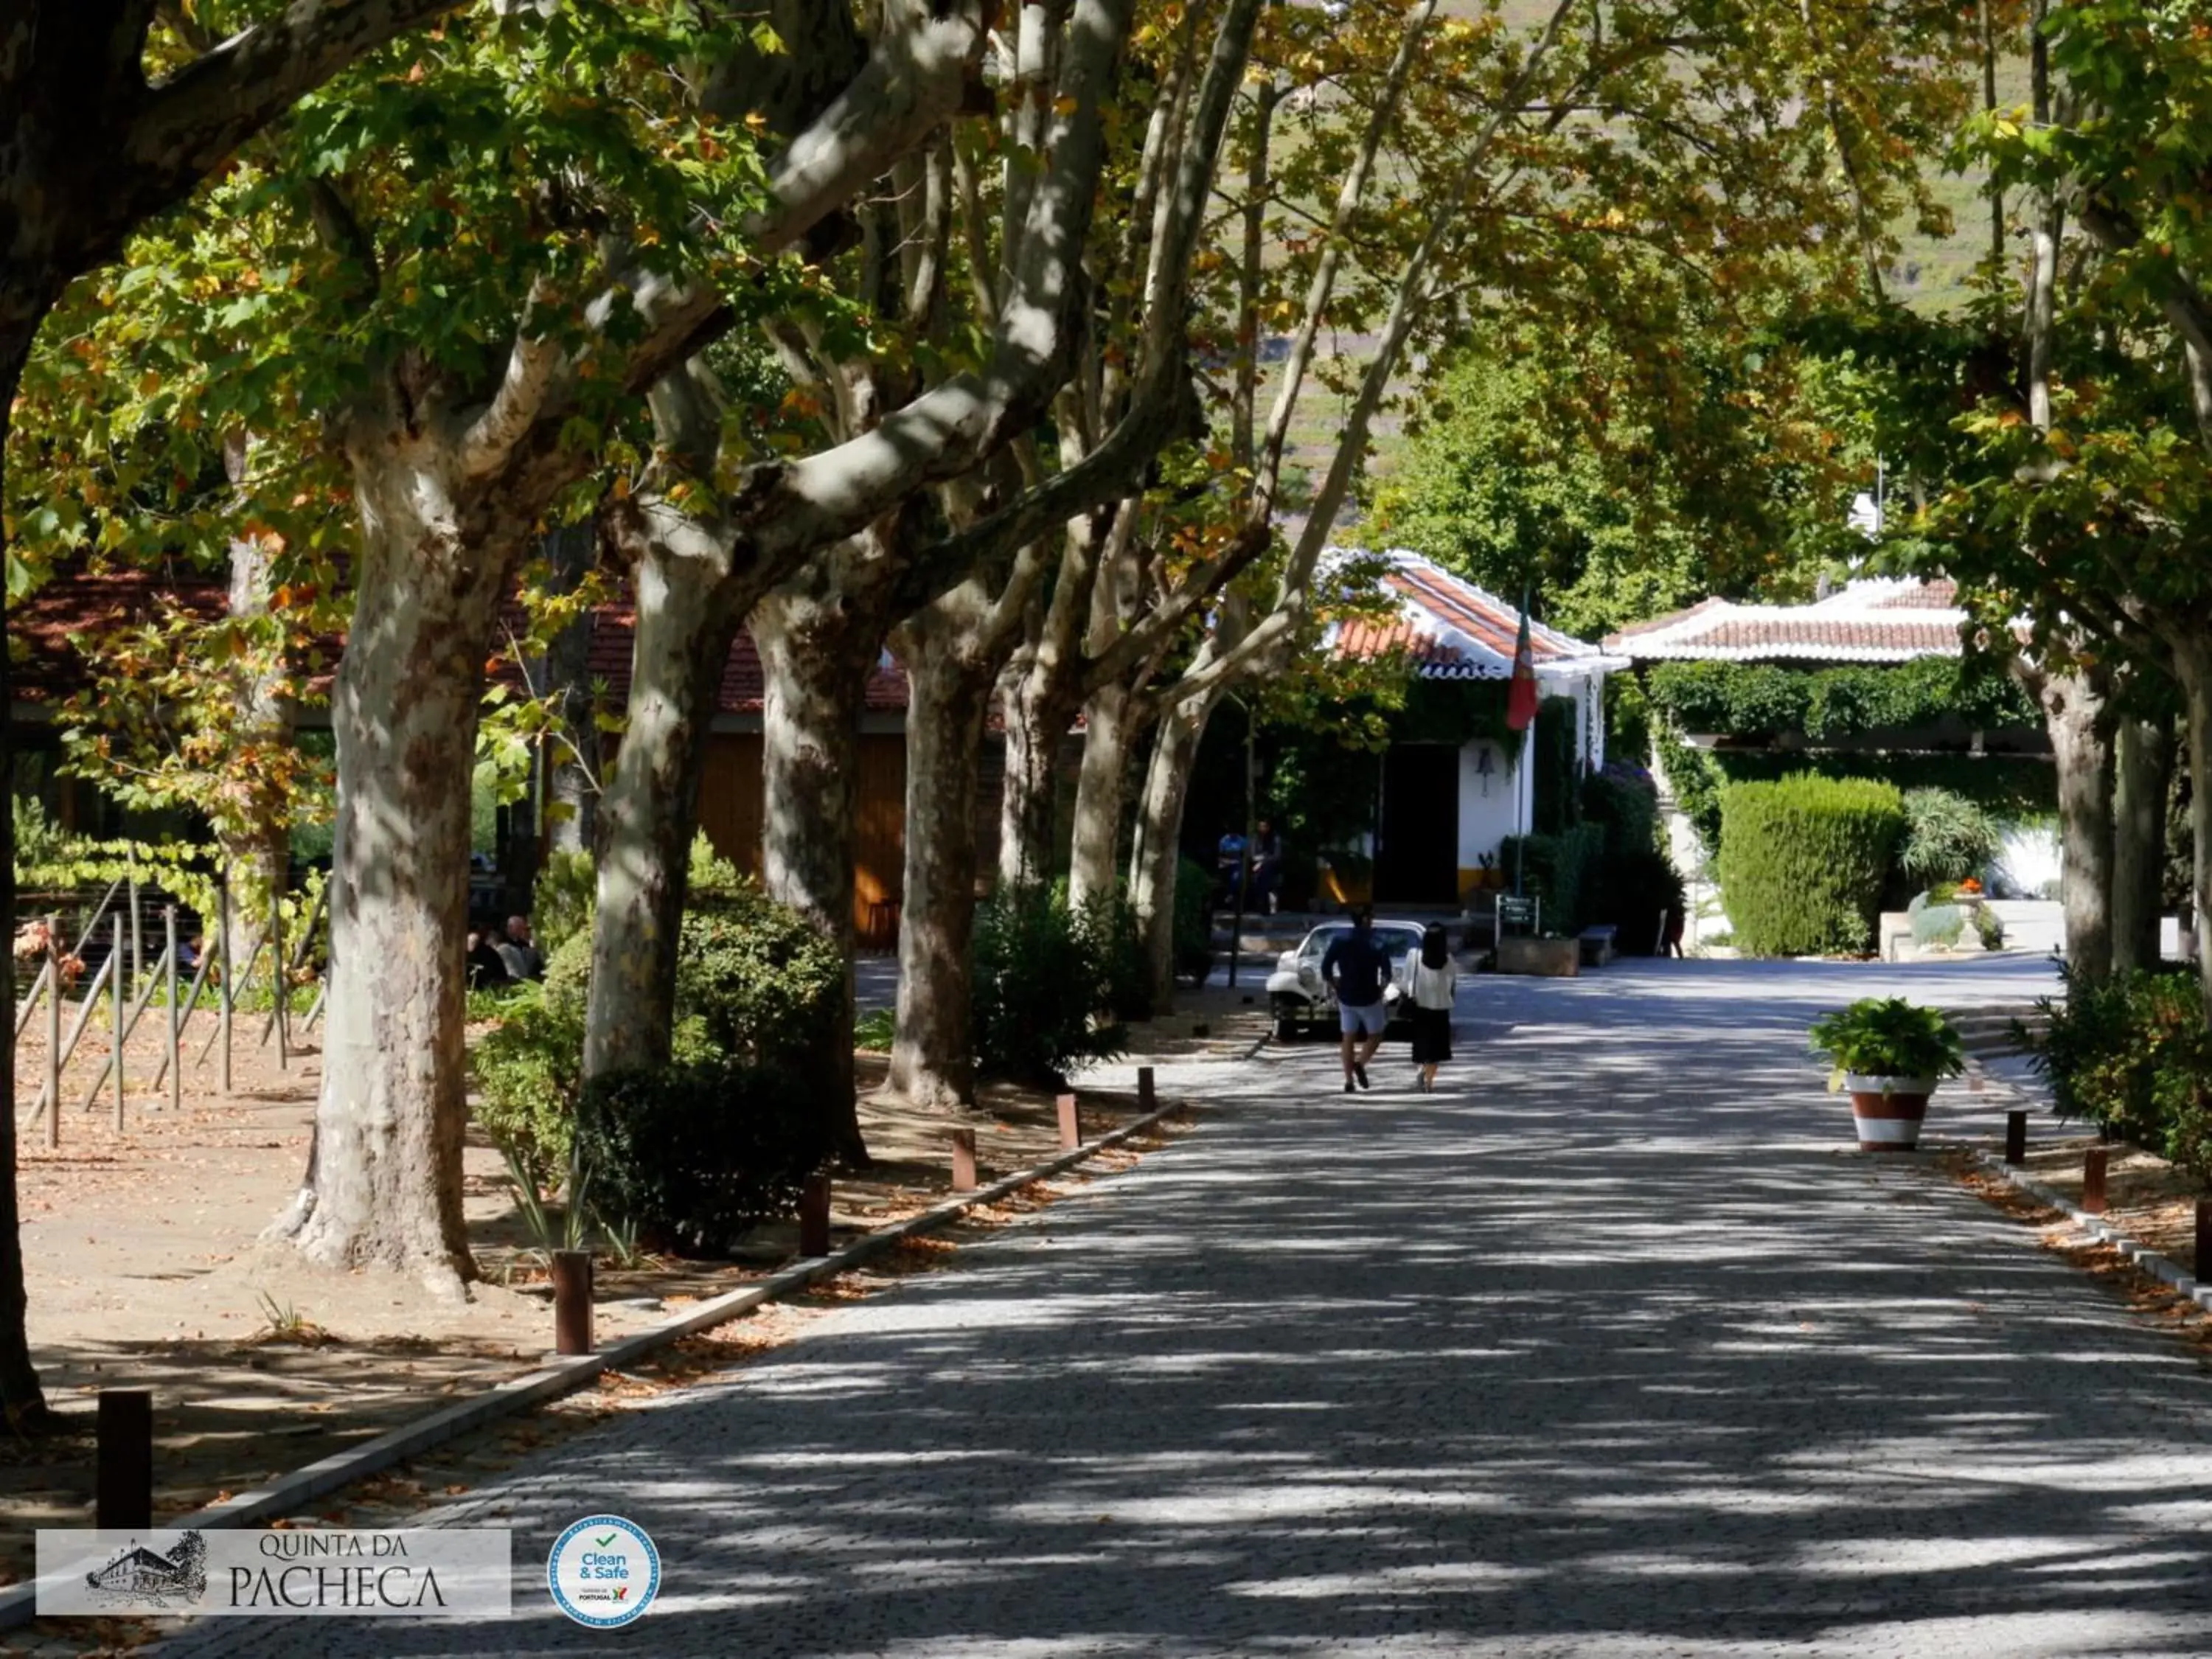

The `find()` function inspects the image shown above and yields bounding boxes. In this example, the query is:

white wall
[1457,737,1520,877]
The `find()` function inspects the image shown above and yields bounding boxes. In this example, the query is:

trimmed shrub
[972,885,1126,1086]
[679,888,845,1073]
[1174,856,1216,987]
[1581,763,1660,855]
[1714,774,1905,956]
[580,1061,820,1256]
[472,881,837,1186]
[471,982,582,1194]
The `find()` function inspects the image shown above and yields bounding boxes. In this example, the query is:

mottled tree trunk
[2111,712,2173,975]
[1066,681,1134,911]
[2173,639,2212,1020]
[886,633,992,1110]
[998,664,1077,888]
[1130,690,1217,1012]
[542,520,599,857]
[269,448,511,1294]
[0,333,51,1426]
[754,576,879,1167]
[2038,668,2116,982]
[583,549,743,1081]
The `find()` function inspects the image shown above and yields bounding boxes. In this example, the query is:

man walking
[1322,907,1392,1094]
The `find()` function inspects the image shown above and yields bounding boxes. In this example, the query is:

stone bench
[1578,926,1618,968]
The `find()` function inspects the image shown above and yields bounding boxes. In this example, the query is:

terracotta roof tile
[1606,577,1966,664]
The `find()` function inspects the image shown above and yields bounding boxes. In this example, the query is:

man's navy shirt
[1321,928,1392,1007]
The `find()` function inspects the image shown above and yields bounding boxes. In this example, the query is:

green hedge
[1646,657,2037,742]
[1715,774,1905,956]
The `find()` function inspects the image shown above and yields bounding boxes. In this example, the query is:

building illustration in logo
[86,1531,207,1607]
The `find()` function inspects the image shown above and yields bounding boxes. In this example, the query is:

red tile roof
[1603,578,1967,664]
[1329,551,1623,681]
[15,568,911,716]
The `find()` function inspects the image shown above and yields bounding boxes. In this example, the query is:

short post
[217,878,234,1096]
[2083,1146,2109,1215]
[44,919,60,1150]
[1137,1065,1156,1113]
[111,917,126,1131]
[950,1127,978,1192]
[1191,1021,1210,1039]
[2195,1197,2212,1278]
[799,1172,832,1257]
[2004,1110,2027,1167]
[96,1390,153,1531]
[550,1251,594,1356]
[163,908,181,1115]
[1057,1092,1080,1150]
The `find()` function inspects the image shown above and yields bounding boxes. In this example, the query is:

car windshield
[1301,924,1427,961]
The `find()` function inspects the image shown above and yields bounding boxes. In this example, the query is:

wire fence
[10,870,327,1143]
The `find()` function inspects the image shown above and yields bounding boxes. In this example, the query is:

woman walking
[1405,922,1458,1093]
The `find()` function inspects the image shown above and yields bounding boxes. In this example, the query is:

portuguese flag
[1505,599,1539,732]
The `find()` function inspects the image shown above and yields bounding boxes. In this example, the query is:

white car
[1266,919,1428,1042]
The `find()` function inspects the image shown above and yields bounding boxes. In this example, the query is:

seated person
[497,915,544,981]
[465,930,511,990]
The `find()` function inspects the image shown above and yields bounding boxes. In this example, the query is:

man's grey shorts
[1338,1000,1388,1037]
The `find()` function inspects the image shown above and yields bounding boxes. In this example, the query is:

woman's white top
[1404,950,1457,1010]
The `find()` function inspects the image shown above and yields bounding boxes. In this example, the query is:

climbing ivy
[1644,657,2037,742]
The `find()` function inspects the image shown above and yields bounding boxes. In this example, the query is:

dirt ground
[0,989,1215,1596]
[2000,1129,2212,1274]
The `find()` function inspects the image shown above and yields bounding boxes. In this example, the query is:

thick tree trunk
[998,663,1077,888]
[2039,668,2116,982]
[542,521,599,857]
[269,450,511,1293]
[755,578,877,1167]
[886,636,993,1111]
[2112,713,2173,975]
[1066,681,1134,911]
[2172,640,2212,1020]
[0,335,52,1427]
[583,549,743,1081]
[1130,690,1217,1012]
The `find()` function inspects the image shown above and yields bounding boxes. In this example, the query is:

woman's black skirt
[1410,1005,1451,1064]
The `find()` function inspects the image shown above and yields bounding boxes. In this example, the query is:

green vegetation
[971,886,1130,1089]
[1644,659,2037,744]
[580,1060,820,1258]
[1808,999,1966,1085]
[2029,967,2212,1175]
[1716,776,1906,956]
[1897,788,2002,888]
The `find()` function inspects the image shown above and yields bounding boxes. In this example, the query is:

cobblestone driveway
[160,957,2212,1656]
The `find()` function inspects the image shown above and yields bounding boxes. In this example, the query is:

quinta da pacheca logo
[35,1528,511,1617]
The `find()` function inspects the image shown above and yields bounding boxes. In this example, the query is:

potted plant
[1808,998,1966,1150]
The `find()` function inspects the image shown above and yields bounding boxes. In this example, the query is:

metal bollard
[551,1251,594,1357]
[1137,1065,1156,1113]
[97,1391,153,1531]
[2004,1110,2027,1167]
[1056,1093,1080,1150]
[2083,1147,2109,1215]
[799,1172,832,1257]
[950,1128,978,1192]
[2196,1199,2212,1279]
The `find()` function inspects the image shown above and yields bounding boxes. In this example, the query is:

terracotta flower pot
[1844,1074,1936,1151]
